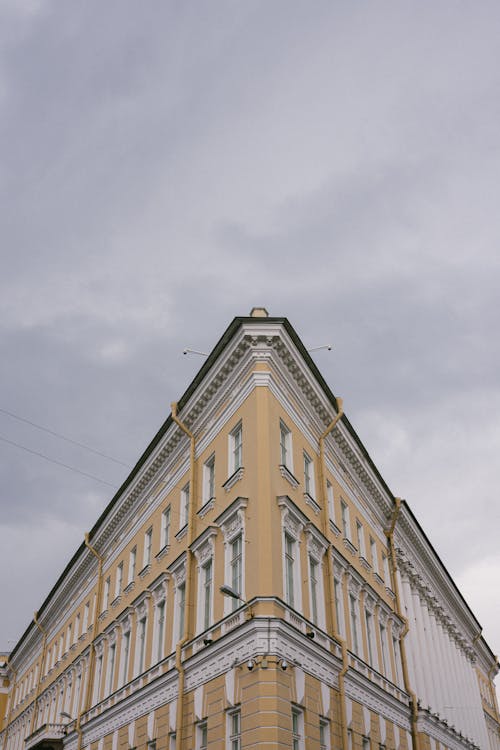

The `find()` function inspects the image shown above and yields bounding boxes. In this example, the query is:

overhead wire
[0,407,130,467]
[0,434,119,490]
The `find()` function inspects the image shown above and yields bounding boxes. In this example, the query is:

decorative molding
[343,538,357,556]
[304,492,321,515]
[197,497,215,518]
[279,465,299,489]
[175,525,187,543]
[222,467,244,492]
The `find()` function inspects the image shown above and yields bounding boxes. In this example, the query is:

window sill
[359,555,371,572]
[198,496,216,518]
[156,544,170,561]
[373,573,384,587]
[304,492,321,515]
[124,580,136,595]
[279,464,299,489]
[176,524,188,541]
[98,609,108,622]
[111,595,122,608]
[139,564,152,579]
[329,519,341,537]
[343,537,357,556]
[222,467,244,492]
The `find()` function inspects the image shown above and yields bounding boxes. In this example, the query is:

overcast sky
[0,1,499,686]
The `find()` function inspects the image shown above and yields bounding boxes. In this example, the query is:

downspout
[385,497,420,750]
[171,402,197,750]
[318,398,350,750]
[78,533,104,750]
[29,612,47,735]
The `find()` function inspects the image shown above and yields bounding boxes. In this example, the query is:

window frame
[229,422,243,475]
[303,451,315,497]
[226,708,241,750]
[279,420,293,470]
[160,505,171,550]
[203,454,216,503]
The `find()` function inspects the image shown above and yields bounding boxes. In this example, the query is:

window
[197,721,207,750]
[309,556,319,624]
[143,528,152,568]
[147,742,156,750]
[362,738,370,750]
[102,577,110,612]
[356,521,365,558]
[327,480,334,518]
[178,582,186,640]
[229,423,243,474]
[284,533,295,608]
[154,600,165,662]
[203,455,216,502]
[161,505,171,550]
[169,733,176,750]
[128,547,137,584]
[115,562,123,598]
[334,577,345,636]
[370,537,378,574]
[136,616,147,675]
[74,613,80,644]
[349,594,360,654]
[280,420,292,468]
[340,499,350,539]
[106,643,116,695]
[227,709,241,750]
[393,635,403,685]
[93,654,103,704]
[230,535,242,610]
[292,708,304,750]
[80,603,88,636]
[382,553,391,587]
[379,623,389,675]
[202,559,213,630]
[320,719,331,750]
[180,483,190,529]
[65,624,72,653]
[303,452,314,496]
[120,631,130,686]
[365,610,375,666]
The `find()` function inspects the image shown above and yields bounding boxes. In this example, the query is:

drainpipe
[318,398,350,750]
[171,402,197,750]
[385,497,420,750]
[78,533,104,750]
[29,612,47,735]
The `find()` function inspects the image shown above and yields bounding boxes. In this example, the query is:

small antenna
[183,348,208,357]
[307,344,332,353]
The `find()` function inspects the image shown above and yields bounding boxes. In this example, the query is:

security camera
[280,659,288,671]
[247,659,256,671]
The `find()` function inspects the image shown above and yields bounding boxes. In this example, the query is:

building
[0,309,499,750]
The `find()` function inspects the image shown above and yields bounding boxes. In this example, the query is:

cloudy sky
[1,0,499,682]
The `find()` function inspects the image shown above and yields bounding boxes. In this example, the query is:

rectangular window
[285,533,295,608]
[341,500,350,539]
[197,721,207,750]
[155,601,165,662]
[129,547,137,583]
[334,577,345,637]
[349,595,359,654]
[382,552,391,587]
[303,452,314,496]
[136,616,147,675]
[280,420,292,468]
[365,610,375,666]
[309,557,319,624]
[393,635,403,685]
[327,480,334,519]
[106,643,116,695]
[74,613,80,644]
[120,631,130,686]
[180,483,190,529]
[320,719,330,750]
[230,535,242,610]
[178,582,186,640]
[202,559,213,630]
[203,455,216,502]
[169,733,176,750]
[143,528,153,568]
[102,577,110,613]
[380,623,389,675]
[83,602,89,632]
[161,505,171,549]
[362,738,370,750]
[228,709,241,750]
[93,654,103,704]
[115,562,123,598]
[356,521,366,557]
[65,624,72,653]
[292,708,304,750]
[370,537,379,574]
[230,423,243,473]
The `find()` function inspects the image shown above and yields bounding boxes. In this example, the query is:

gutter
[171,402,197,750]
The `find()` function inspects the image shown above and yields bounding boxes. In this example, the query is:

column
[411,585,433,706]
[401,574,426,700]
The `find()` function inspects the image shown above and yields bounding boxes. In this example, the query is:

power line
[0,407,130,468]
[0,434,119,489]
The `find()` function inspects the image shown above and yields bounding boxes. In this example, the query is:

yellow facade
[0,312,499,750]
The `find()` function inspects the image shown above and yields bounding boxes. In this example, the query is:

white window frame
[93,653,103,704]
[203,454,216,503]
[102,577,110,612]
[180,483,190,529]
[356,521,366,558]
[382,552,391,587]
[320,718,331,750]
[154,599,166,663]
[193,528,217,633]
[349,593,361,655]
[74,613,80,644]
[196,721,208,750]
[340,499,351,540]
[379,622,389,676]
[279,420,293,470]
[277,496,305,615]
[115,562,123,599]
[303,451,315,497]
[218,497,248,617]
[128,547,137,584]
[161,505,171,550]
[327,480,334,519]
[309,556,319,624]
[365,608,377,668]
[370,537,379,575]
[106,642,116,695]
[230,534,242,611]
[229,422,243,475]
[135,615,147,676]
[143,528,153,569]
[334,575,345,637]
[169,554,187,648]
[120,629,130,686]
[226,708,241,750]
[292,707,304,750]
